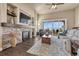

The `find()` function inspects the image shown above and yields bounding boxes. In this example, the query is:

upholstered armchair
[38,29,45,37]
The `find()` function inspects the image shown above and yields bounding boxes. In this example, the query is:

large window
[43,21,65,32]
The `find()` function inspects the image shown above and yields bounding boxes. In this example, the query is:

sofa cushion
[66,29,76,37]
[74,30,79,38]
[71,36,79,40]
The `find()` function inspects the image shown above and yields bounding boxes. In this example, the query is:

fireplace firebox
[22,31,30,41]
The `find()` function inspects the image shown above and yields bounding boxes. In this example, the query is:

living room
[0,3,79,56]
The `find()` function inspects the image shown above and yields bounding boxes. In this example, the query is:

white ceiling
[26,3,79,14]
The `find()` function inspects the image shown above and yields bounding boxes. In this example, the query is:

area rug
[27,38,70,56]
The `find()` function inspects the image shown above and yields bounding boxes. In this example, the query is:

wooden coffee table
[42,36,51,45]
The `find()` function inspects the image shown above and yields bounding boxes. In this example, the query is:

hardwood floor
[0,38,35,56]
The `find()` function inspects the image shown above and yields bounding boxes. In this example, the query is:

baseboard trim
[0,48,2,51]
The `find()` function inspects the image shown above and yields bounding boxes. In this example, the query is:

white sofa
[59,29,79,55]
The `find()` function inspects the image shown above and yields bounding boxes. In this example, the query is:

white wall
[0,3,7,23]
[38,9,75,30]
[75,5,79,26]
[11,3,35,17]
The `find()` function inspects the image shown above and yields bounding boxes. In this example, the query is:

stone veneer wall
[2,27,22,49]
[2,27,31,49]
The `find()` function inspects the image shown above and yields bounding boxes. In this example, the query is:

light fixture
[48,3,64,10]
[51,4,56,9]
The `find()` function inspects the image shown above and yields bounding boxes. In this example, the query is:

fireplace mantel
[1,23,35,29]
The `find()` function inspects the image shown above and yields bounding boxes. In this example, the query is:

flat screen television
[20,12,31,24]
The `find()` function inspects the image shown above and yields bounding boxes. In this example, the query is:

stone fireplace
[0,22,34,50]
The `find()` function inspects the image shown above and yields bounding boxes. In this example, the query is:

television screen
[20,12,31,24]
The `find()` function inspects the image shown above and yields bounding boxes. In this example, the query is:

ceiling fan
[46,3,64,10]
